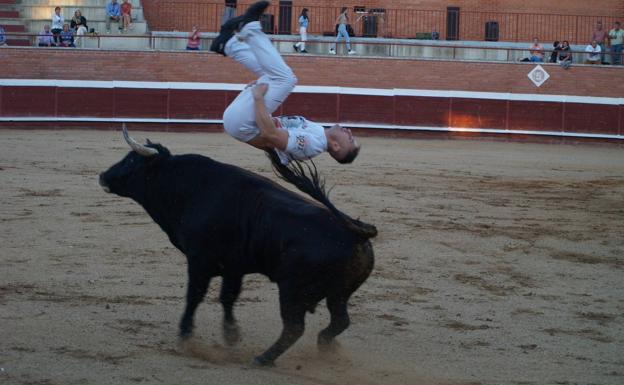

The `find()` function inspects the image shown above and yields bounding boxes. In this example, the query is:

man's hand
[252,83,269,100]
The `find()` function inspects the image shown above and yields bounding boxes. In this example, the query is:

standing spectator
[106,0,122,34]
[608,21,624,66]
[558,40,572,68]
[592,21,608,64]
[330,7,355,55]
[59,23,75,47]
[0,26,6,47]
[186,25,200,50]
[293,8,309,53]
[120,0,132,32]
[37,24,56,47]
[549,41,561,63]
[222,2,236,26]
[584,40,602,64]
[70,9,88,32]
[529,37,544,62]
[51,6,64,44]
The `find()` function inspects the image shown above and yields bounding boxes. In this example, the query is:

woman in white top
[51,6,64,44]
[293,8,309,53]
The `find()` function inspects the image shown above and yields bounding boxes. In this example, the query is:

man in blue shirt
[0,26,7,46]
[105,0,122,33]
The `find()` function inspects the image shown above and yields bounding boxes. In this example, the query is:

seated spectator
[529,37,544,62]
[106,0,122,33]
[584,40,602,64]
[59,23,75,47]
[51,6,64,44]
[186,26,200,50]
[558,40,572,68]
[120,0,132,32]
[70,9,88,32]
[549,41,561,63]
[0,26,6,47]
[37,24,56,47]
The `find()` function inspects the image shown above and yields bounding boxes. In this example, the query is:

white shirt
[585,44,601,61]
[273,116,328,164]
[52,13,64,30]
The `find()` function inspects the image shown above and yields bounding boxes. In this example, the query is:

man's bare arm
[252,84,289,151]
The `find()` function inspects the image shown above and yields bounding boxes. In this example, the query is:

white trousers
[294,26,307,51]
[222,21,298,142]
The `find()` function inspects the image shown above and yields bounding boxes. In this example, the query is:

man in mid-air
[210,1,360,165]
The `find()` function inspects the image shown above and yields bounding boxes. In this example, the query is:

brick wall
[1,48,622,98]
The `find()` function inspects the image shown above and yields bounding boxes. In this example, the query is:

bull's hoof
[179,328,193,340]
[223,322,241,346]
[252,355,275,367]
[317,335,340,352]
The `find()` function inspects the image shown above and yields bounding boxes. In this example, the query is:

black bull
[98,127,377,366]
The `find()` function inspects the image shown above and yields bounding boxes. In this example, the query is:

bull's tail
[267,151,378,240]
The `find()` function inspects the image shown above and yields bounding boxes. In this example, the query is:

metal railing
[4,32,622,66]
[142,1,620,45]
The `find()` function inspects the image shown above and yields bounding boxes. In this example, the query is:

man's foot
[348,49,356,55]
[210,16,243,55]
[238,1,270,30]
[293,44,299,52]
[300,49,308,53]
[329,48,336,55]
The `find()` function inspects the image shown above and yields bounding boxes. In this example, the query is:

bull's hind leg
[253,289,306,366]
[179,260,213,338]
[317,296,350,350]
[220,275,242,345]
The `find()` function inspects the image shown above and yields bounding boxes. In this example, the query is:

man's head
[55,6,61,14]
[596,21,603,30]
[532,37,539,44]
[43,24,50,32]
[591,40,598,47]
[615,21,621,30]
[62,23,69,32]
[326,124,360,164]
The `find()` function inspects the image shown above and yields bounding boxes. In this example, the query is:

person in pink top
[186,25,200,50]
[592,21,608,64]
[120,0,132,32]
[529,37,544,62]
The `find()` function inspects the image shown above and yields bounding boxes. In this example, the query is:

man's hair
[337,145,360,164]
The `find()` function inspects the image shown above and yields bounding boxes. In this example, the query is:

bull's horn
[122,123,158,157]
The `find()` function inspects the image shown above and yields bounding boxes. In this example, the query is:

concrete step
[17,5,144,22]
[23,19,147,33]
[0,0,16,4]
[0,9,18,16]
[1,23,25,31]
[6,37,30,45]
[19,0,141,7]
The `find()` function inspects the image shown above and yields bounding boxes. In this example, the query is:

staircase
[0,0,29,46]
[1,0,149,49]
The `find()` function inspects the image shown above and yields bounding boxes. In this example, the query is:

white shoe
[348,50,356,55]
[329,49,336,55]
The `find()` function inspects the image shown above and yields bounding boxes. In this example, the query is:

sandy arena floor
[0,130,623,385]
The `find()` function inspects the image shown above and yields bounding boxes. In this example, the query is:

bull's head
[99,124,169,198]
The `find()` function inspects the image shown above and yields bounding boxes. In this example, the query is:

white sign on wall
[527,65,550,87]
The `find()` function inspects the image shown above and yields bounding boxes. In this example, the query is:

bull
[98,125,377,366]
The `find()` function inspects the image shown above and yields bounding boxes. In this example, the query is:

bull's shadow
[99,125,377,366]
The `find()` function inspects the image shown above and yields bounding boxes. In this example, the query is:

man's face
[329,124,359,162]
[615,23,621,30]
[597,22,602,30]
[592,40,597,47]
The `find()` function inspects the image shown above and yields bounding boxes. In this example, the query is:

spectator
[584,40,602,64]
[70,9,88,32]
[330,7,355,55]
[549,41,561,63]
[591,21,608,64]
[59,23,75,47]
[0,26,6,47]
[186,25,200,50]
[529,37,544,62]
[106,0,122,33]
[51,6,64,44]
[222,3,236,26]
[120,0,132,32]
[37,24,56,47]
[293,8,309,53]
[608,21,623,65]
[558,40,572,68]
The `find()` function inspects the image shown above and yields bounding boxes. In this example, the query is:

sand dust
[0,130,623,385]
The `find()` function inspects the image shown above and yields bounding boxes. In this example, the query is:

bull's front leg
[253,288,306,366]
[179,260,212,338]
[220,275,242,345]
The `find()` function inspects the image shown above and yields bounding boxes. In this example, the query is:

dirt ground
[1,129,623,385]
